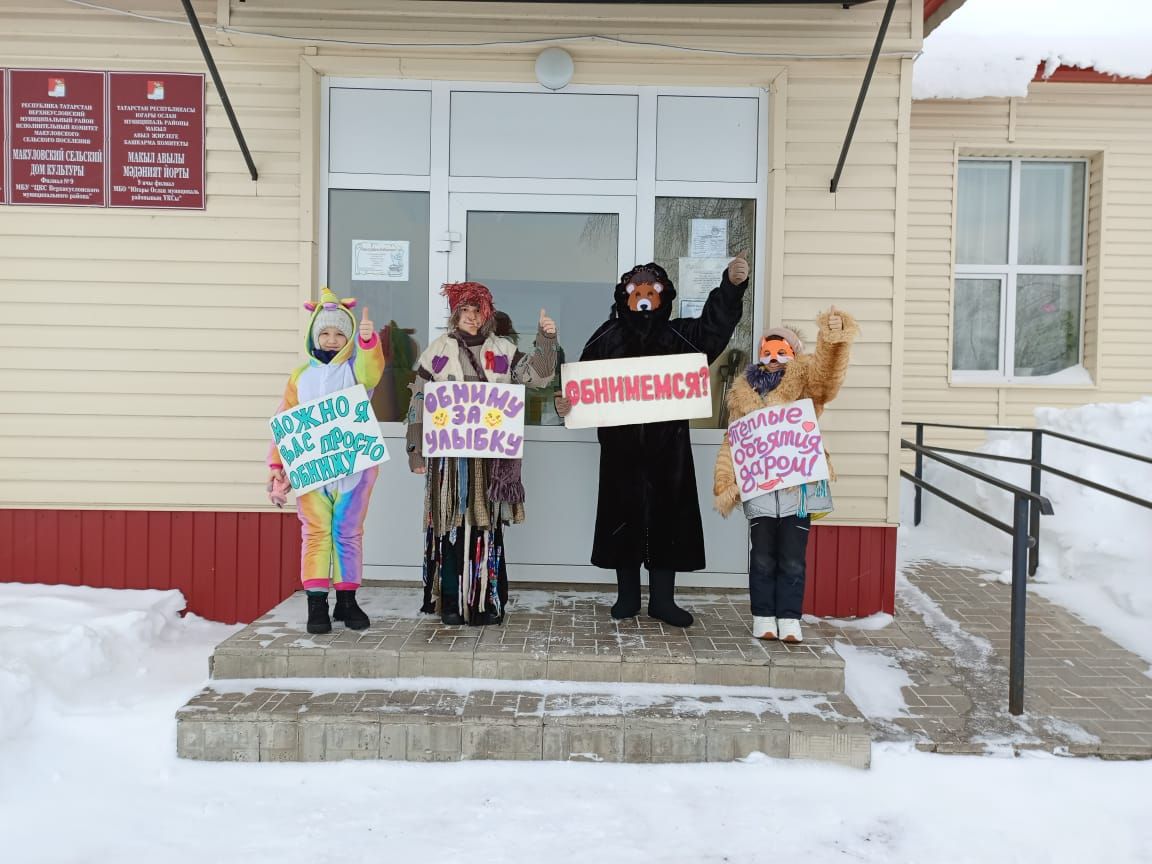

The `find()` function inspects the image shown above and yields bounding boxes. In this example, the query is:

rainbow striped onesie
[269,292,386,591]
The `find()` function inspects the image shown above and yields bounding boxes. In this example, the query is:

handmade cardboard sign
[561,353,713,429]
[421,381,526,459]
[727,398,830,502]
[269,384,390,495]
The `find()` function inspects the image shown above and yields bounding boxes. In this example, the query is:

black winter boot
[306,593,332,635]
[333,589,370,631]
[647,569,694,628]
[440,593,465,626]
[611,567,642,620]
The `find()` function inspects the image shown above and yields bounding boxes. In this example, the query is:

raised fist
[827,305,843,332]
[727,251,750,286]
[539,308,557,337]
[359,306,376,342]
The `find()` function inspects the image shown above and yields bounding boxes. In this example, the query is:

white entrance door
[446,193,635,583]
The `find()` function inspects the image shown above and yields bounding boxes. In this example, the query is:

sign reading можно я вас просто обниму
[270,385,391,496]
[2,69,204,208]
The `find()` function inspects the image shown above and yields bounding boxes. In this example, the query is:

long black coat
[580,265,747,572]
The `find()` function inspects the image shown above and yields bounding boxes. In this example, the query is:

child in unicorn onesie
[713,307,859,644]
[267,287,386,635]
[405,282,558,626]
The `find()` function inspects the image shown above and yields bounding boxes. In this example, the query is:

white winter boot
[752,616,778,640]
[778,618,803,644]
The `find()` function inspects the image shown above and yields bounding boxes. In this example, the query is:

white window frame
[319,77,771,441]
[951,156,1089,385]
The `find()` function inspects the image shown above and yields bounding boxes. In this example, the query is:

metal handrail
[901,439,1055,508]
[900,420,1152,467]
[902,417,1151,716]
[900,436,1053,716]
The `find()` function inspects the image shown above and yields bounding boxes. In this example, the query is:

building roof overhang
[186,0,908,189]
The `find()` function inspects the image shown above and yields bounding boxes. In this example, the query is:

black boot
[647,569,693,628]
[440,593,464,626]
[333,589,370,631]
[306,593,332,635]
[611,567,642,620]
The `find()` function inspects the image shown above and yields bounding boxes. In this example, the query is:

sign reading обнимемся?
[270,385,391,496]
[560,353,713,429]
[8,70,106,206]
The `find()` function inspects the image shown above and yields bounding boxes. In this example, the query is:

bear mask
[625,273,665,312]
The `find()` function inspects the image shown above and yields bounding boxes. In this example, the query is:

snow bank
[0,585,207,742]
[837,642,912,720]
[915,0,1152,99]
[901,398,1152,665]
[2,584,1152,862]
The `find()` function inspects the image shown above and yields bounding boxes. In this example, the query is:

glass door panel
[447,194,635,426]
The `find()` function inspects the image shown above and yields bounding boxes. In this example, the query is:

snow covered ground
[3,583,1152,863]
[900,399,1152,668]
[915,0,1152,99]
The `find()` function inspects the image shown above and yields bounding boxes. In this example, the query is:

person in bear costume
[560,254,749,627]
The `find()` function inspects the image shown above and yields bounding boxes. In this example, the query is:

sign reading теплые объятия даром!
[269,385,390,495]
[728,398,830,502]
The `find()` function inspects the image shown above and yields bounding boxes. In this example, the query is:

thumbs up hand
[539,308,557,337]
[727,251,750,286]
[827,305,843,332]
[359,306,375,342]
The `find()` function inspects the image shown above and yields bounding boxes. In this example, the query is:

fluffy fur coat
[713,309,860,517]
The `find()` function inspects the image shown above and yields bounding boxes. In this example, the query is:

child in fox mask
[713,307,859,644]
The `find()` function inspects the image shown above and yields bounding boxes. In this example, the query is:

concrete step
[210,587,845,692]
[176,679,871,767]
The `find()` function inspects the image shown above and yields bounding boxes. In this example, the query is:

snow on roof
[914,0,1152,100]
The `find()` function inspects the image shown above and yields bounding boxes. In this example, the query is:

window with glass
[655,197,756,427]
[953,158,1087,380]
[464,210,621,426]
[327,189,430,421]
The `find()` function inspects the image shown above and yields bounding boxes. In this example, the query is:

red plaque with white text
[108,72,204,209]
[7,70,107,206]
[1,73,7,203]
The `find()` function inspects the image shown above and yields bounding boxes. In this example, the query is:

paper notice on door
[352,240,410,281]
[679,298,707,319]
[689,219,728,258]
[678,256,729,309]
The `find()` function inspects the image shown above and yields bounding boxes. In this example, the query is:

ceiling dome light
[535,47,574,91]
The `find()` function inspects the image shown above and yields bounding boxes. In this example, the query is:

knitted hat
[442,281,494,323]
[304,287,357,348]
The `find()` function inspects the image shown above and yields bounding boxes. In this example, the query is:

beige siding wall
[905,84,1152,449]
[1,0,917,521]
[0,1,305,510]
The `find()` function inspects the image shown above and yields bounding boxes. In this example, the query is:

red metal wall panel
[0,508,897,623]
[1035,64,1152,85]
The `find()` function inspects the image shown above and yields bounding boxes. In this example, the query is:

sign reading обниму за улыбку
[421,381,526,459]
[269,385,390,495]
